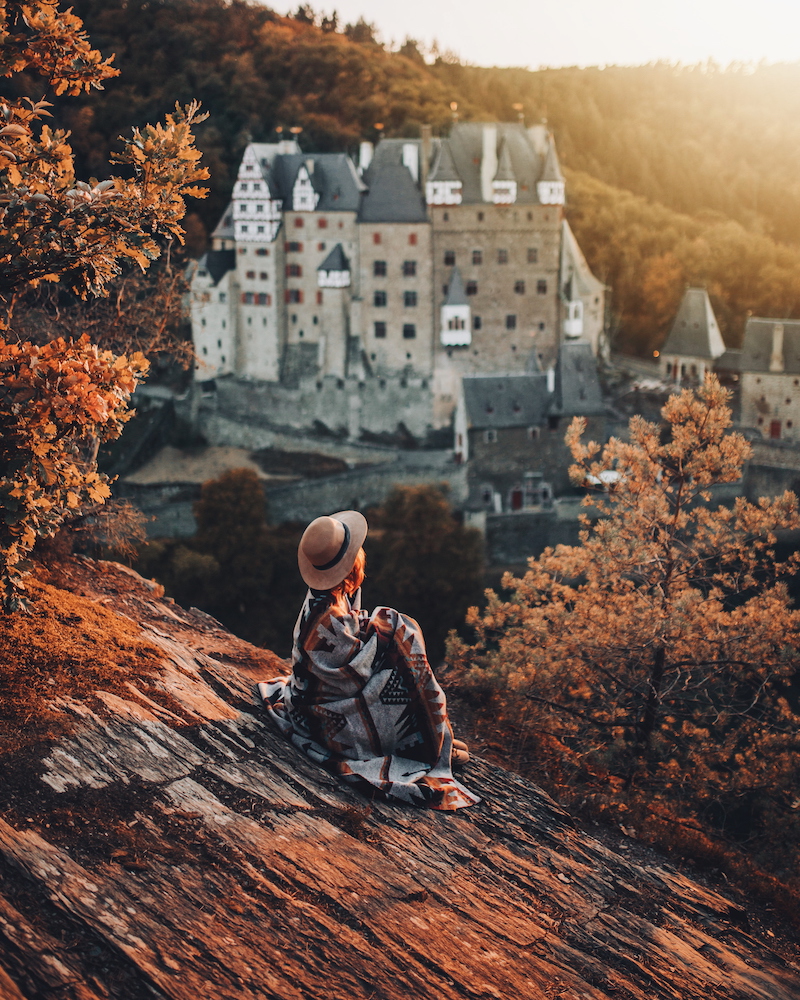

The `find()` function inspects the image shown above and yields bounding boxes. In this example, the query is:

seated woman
[257,510,479,811]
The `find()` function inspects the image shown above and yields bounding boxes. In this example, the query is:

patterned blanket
[259,588,479,811]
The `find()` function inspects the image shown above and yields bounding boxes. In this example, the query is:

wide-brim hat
[297,510,368,590]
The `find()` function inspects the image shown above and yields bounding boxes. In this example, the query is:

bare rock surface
[1,560,799,1000]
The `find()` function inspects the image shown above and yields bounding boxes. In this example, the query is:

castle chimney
[481,125,498,203]
[770,322,785,372]
[358,141,373,175]
[420,124,432,190]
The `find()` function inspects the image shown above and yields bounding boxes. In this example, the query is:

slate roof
[462,373,551,430]
[264,153,364,211]
[494,141,516,182]
[540,138,564,184]
[198,249,236,286]
[444,123,544,204]
[317,243,350,272]
[358,162,428,223]
[444,267,468,306]
[427,140,462,183]
[560,221,605,300]
[550,341,605,416]
[211,202,234,241]
[661,288,726,359]
[738,317,800,374]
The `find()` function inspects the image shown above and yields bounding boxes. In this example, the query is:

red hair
[331,547,366,598]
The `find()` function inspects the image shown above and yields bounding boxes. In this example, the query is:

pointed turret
[492,140,517,204]
[426,141,463,205]
[660,288,725,383]
[441,267,471,347]
[537,135,565,205]
[317,244,351,288]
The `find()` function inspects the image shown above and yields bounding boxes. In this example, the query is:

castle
[189,124,606,441]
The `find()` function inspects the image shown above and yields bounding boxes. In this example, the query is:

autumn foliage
[0,1,207,609]
[449,376,800,881]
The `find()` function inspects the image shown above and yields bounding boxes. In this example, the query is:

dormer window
[245,164,254,172]
[240,183,248,192]
[253,183,261,191]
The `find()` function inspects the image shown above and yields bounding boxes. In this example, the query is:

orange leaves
[0,333,148,611]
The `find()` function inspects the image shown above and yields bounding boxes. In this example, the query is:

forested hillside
[41,0,800,353]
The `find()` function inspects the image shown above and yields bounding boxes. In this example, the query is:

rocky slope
[0,559,798,1000]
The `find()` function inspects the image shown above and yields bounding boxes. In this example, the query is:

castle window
[373,260,387,277]
[374,321,386,338]
[466,280,478,296]
[257,226,264,233]
[202,345,207,353]
[241,225,249,233]
[256,203,264,212]
[217,340,222,349]
[286,241,303,252]
[318,242,326,251]
[444,250,456,266]
[443,212,449,222]
[537,279,547,294]
[528,427,540,440]
[409,233,418,246]
[241,292,253,304]
[256,247,269,256]
[477,212,484,222]
[238,247,247,254]
[201,318,206,327]
[245,164,253,172]
[286,263,302,277]
[403,324,416,339]
[404,291,417,307]
[318,217,327,228]
[373,232,382,244]
[787,398,793,405]
[286,289,303,303]
[294,217,304,227]
[448,316,466,330]
[506,314,517,330]
[538,321,545,330]
[527,248,538,263]
[257,293,270,305]
[317,291,323,305]
[473,316,482,330]
[253,183,261,191]
[484,429,497,443]
[527,211,533,221]
[472,249,482,266]
[240,183,248,191]
[260,271,268,280]
[374,290,387,307]
[403,260,417,277]
[497,249,508,264]
[246,270,255,279]
[515,280,526,294]
[219,292,226,303]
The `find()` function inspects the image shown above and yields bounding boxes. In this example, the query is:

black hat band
[312,521,351,571]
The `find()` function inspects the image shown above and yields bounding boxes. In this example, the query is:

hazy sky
[266,0,800,69]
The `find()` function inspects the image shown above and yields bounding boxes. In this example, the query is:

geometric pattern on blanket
[258,587,480,811]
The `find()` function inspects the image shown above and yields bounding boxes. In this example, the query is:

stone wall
[191,373,443,443]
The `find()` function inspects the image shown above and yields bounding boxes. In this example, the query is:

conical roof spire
[428,140,462,183]
[662,288,726,359]
[493,140,516,183]
[444,266,468,306]
[540,135,564,183]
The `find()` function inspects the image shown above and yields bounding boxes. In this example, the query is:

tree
[0,1,208,609]
[367,485,483,665]
[450,376,800,869]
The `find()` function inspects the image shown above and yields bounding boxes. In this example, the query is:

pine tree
[450,376,800,863]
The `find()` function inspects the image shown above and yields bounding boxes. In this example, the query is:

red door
[770,420,781,439]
